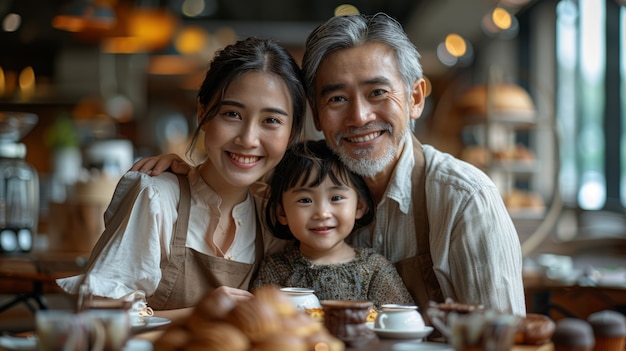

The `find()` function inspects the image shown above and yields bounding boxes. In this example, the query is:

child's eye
[331,195,345,201]
[297,198,312,204]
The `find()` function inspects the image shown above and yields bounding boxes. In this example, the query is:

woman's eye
[264,117,282,125]
[223,111,241,119]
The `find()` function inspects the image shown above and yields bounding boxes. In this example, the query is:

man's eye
[371,89,386,97]
[329,96,346,103]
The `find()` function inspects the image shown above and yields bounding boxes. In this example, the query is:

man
[134,13,526,316]
[300,13,525,316]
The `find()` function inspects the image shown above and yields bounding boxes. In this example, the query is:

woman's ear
[277,204,289,225]
[355,197,367,220]
[197,97,206,130]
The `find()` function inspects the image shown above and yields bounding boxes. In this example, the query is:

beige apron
[394,136,443,318]
[147,174,264,310]
[80,174,263,310]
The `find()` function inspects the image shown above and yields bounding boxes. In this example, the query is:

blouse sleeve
[56,171,179,299]
[367,252,416,309]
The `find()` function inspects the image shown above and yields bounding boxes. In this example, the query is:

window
[555,0,623,213]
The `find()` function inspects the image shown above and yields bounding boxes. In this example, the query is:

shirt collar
[384,134,414,214]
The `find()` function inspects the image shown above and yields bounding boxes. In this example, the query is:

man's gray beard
[334,131,408,178]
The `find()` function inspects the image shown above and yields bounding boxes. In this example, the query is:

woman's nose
[235,123,260,148]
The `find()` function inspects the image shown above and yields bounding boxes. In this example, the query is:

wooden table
[0,251,85,313]
[133,329,554,351]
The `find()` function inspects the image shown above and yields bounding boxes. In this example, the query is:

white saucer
[132,316,171,331]
[371,325,434,340]
[392,341,453,350]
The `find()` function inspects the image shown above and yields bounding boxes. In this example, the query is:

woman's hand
[130,153,191,176]
[209,286,254,303]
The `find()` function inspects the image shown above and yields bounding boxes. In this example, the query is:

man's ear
[355,197,367,220]
[277,204,289,225]
[409,78,426,121]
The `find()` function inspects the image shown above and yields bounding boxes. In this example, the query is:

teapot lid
[0,142,26,158]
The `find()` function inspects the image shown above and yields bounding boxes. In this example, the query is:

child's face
[198,71,294,191]
[278,176,367,256]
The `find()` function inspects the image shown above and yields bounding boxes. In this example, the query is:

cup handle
[428,309,451,338]
[379,314,388,329]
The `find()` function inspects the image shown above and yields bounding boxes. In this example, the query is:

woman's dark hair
[265,139,375,240]
[187,37,306,157]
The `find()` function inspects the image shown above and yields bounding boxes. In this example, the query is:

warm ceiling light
[101,36,148,54]
[19,66,35,98]
[52,0,116,32]
[0,67,5,96]
[334,4,360,16]
[492,7,512,30]
[174,26,208,55]
[444,33,467,57]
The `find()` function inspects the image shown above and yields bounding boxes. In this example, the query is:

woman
[57,37,306,322]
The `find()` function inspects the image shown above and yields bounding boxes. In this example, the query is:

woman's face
[198,71,294,190]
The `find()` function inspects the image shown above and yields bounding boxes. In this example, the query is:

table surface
[0,323,556,351]
[133,329,555,351]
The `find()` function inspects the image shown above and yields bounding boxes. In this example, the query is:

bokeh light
[334,4,360,16]
[444,33,467,57]
[2,13,21,32]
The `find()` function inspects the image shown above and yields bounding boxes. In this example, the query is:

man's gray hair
[301,13,423,112]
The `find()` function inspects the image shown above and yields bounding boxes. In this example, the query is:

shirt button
[376,235,383,245]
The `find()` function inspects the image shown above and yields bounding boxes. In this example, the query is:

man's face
[312,42,425,178]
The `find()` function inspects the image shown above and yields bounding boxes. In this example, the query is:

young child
[252,140,415,309]
[57,37,306,321]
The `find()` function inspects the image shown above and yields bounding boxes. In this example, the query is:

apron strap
[394,137,443,314]
[147,174,191,309]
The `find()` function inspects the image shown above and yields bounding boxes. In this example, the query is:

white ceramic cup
[374,304,425,331]
[36,310,104,351]
[279,287,322,311]
[80,309,131,351]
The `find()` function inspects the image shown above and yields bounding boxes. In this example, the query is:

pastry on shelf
[458,83,536,117]
[460,145,491,169]
[492,144,536,164]
[503,189,545,215]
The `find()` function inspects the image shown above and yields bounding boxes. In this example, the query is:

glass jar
[0,142,39,253]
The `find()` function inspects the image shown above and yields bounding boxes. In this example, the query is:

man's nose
[346,96,376,126]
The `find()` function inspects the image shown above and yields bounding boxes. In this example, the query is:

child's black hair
[265,139,375,240]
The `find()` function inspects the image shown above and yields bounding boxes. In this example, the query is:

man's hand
[130,153,191,176]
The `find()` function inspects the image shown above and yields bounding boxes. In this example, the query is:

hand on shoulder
[130,153,191,176]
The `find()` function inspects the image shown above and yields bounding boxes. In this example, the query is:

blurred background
[0,0,625,319]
